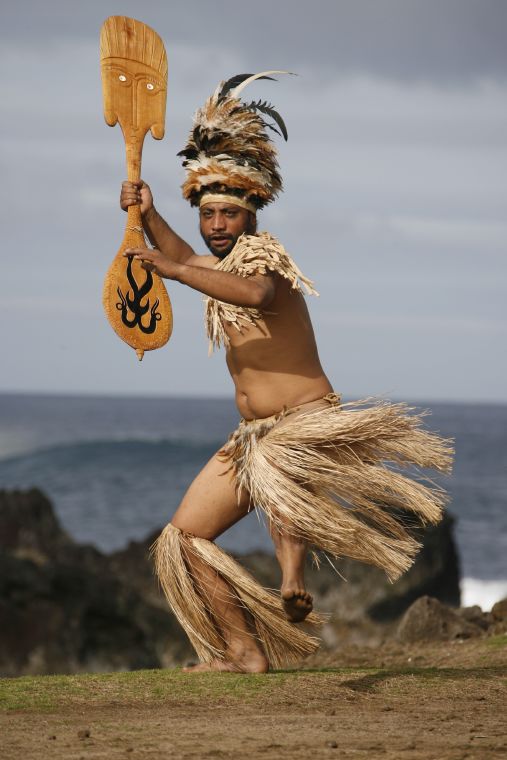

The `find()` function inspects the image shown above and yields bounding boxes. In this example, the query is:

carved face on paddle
[101,59,166,139]
[100,16,167,142]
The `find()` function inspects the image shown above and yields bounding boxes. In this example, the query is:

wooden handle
[125,140,144,245]
[126,140,142,183]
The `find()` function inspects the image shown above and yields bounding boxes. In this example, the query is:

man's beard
[200,214,256,258]
[201,232,238,258]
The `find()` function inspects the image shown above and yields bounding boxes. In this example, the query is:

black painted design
[116,256,161,334]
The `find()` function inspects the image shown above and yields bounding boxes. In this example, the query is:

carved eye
[118,74,127,82]
[146,83,154,90]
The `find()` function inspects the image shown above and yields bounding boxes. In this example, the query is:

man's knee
[170,514,215,542]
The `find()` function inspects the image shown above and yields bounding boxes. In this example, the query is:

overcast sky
[1,0,506,402]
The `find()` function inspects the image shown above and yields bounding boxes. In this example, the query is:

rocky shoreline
[1,488,505,676]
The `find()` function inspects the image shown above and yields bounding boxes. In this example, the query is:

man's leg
[264,398,333,623]
[269,518,313,623]
[170,451,268,673]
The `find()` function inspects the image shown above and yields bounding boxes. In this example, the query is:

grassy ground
[1,637,506,759]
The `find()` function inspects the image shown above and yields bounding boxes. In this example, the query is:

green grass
[0,670,259,712]
[0,667,373,713]
[1,660,504,713]
[484,634,507,649]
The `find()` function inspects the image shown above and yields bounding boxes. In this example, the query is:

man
[121,72,452,673]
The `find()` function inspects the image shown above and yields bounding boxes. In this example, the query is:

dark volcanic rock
[0,489,192,676]
[0,488,72,560]
[396,596,483,642]
[108,530,163,609]
[457,605,494,631]
[491,598,507,622]
[367,515,461,620]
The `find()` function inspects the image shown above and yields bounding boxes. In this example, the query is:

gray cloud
[2,0,507,83]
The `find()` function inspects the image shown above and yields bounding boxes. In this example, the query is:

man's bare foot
[182,659,240,673]
[182,658,262,673]
[281,586,313,623]
[182,646,268,674]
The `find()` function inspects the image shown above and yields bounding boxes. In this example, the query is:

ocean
[0,393,505,610]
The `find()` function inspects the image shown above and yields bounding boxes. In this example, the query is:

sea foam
[461,577,507,611]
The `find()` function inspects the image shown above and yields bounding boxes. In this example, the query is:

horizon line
[0,388,506,408]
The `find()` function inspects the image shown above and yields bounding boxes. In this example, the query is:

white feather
[230,71,293,99]
[187,156,271,186]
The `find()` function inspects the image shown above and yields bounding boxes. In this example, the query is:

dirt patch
[1,637,506,760]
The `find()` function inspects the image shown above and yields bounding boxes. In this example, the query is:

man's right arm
[120,180,200,266]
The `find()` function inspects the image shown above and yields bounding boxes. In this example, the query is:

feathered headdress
[178,71,292,212]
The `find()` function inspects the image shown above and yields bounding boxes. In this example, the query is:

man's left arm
[124,247,275,309]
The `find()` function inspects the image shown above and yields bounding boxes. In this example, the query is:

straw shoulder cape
[204,231,317,351]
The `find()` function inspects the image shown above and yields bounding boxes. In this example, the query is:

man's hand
[123,248,182,280]
[120,180,154,218]
[124,248,276,308]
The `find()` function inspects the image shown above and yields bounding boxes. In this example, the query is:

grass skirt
[219,395,454,582]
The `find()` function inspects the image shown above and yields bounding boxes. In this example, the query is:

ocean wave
[0,437,223,466]
[460,577,507,611]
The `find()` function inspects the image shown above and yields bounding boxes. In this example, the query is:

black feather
[218,73,277,102]
[192,125,202,150]
[263,122,284,139]
[244,99,288,141]
[177,147,198,160]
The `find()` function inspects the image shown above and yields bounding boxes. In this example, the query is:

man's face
[199,202,256,257]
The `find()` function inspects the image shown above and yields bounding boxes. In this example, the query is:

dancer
[121,72,453,673]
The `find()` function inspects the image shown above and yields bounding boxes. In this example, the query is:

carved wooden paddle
[100,16,173,361]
